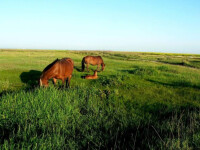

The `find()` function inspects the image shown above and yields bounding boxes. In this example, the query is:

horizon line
[0,48,200,55]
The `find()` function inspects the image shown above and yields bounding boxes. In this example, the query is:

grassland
[0,49,200,149]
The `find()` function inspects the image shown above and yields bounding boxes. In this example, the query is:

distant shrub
[157,66,170,72]
[132,66,158,76]
[183,60,200,69]
[157,57,164,61]
[98,75,126,86]
[157,66,178,73]
[172,79,193,88]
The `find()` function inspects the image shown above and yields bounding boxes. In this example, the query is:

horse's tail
[82,57,85,71]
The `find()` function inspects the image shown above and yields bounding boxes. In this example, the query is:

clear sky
[0,0,200,54]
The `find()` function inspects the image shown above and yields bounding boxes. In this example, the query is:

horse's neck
[94,72,97,76]
[41,75,48,82]
[41,71,51,81]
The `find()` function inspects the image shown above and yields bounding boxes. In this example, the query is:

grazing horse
[82,56,105,72]
[85,70,98,79]
[39,58,74,87]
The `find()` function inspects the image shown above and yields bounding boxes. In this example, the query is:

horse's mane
[60,57,69,62]
[43,58,59,72]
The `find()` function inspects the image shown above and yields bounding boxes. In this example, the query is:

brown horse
[39,58,74,87]
[82,56,105,72]
[85,70,98,79]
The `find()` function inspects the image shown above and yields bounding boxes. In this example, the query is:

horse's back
[42,58,74,79]
[60,58,74,66]
[85,75,98,79]
[59,58,74,75]
[84,56,103,64]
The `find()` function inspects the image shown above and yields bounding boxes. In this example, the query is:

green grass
[0,49,200,149]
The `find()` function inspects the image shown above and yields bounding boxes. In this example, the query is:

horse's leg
[61,78,65,88]
[65,77,69,88]
[97,64,100,71]
[87,63,89,72]
[68,75,72,87]
[66,75,72,88]
[52,78,57,86]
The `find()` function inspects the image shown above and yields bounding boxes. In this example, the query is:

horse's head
[101,63,105,71]
[39,77,48,87]
[94,70,98,76]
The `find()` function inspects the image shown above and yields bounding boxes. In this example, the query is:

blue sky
[0,0,200,54]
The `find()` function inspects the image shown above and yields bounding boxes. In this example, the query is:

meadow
[0,49,200,149]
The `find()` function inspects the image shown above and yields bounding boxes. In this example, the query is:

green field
[0,49,200,149]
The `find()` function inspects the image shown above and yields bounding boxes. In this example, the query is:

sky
[0,0,200,54]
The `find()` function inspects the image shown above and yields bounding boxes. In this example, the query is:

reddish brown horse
[39,58,74,87]
[85,70,98,79]
[82,56,105,72]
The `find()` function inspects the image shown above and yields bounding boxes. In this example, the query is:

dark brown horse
[39,58,74,87]
[82,56,105,72]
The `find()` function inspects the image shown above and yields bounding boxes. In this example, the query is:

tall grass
[1,85,200,149]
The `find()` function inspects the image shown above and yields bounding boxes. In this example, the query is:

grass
[0,49,200,149]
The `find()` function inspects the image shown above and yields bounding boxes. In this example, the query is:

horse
[39,58,74,87]
[84,70,98,79]
[82,56,105,72]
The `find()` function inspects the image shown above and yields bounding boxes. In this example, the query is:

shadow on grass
[157,60,200,69]
[20,70,42,87]
[158,61,185,66]
[147,79,200,89]
[74,65,100,73]
[74,66,82,72]
[121,67,157,76]
[1,70,42,98]
[81,69,102,73]
[121,69,136,74]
